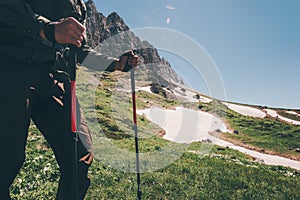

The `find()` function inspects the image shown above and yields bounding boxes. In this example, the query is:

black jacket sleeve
[77,41,118,72]
[0,0,118,70]
[0,0,49,41]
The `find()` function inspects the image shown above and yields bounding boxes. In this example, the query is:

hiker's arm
[77,43,118,72]
[77,44,138,72]
[0,0,49,39]
[0,1,84,47]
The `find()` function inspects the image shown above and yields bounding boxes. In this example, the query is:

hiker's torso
[0,0,86,64]
[25,0,86,22]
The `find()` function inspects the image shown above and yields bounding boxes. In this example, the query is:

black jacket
[0,0,116,70]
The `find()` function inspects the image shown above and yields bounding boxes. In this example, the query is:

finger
[67,29,84,42]
[69,37,82,47]
[63,17,85,41]
[74,40,82,47]
[71,24,85,40]
[61,34,82,47]
[67,23,85,40]
[66,17,85,32]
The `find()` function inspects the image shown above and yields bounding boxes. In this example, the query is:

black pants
[0,55,92,200]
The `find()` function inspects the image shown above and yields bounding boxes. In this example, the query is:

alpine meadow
[10,1,300,199]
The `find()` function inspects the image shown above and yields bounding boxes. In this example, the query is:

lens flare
[166,17,171,24]
[166,5,175,10]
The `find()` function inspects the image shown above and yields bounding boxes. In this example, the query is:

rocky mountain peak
[106,12,126,26]
[84,1,183,85]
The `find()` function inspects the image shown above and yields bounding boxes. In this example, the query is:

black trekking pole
[68,46,79,200]
[130,63,142,200]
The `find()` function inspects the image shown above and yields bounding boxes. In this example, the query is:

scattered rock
[215,129,222,133]
[150,83,167,98]
[202,139,212,143]
[157,130,166,137]
[255,158,265,163]
[193,94,200,99]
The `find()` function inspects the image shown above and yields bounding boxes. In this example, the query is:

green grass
[11,125,300,199]
[10,68,300,199]
[225,116,300,155]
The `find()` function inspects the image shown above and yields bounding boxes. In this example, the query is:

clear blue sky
[93,0,300,109]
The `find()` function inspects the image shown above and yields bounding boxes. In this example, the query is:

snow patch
[223,103,266,118]
[285,111,300,117]
[138,86,152,93]
[137,107,230,144]
[265,109,300,125]
[137,107,300,170]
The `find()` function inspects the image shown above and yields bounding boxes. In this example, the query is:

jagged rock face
[84,0,183,85]
[84,1,103,47]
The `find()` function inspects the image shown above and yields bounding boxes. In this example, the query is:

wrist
[43,23,57,43]
[105,60,119,72]
[39,29,47,40]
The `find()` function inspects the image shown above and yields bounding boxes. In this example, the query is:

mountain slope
[9,2,300,198]
[81,0,300,164]
[84,0,183,86]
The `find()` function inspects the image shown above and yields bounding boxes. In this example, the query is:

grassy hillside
[11,124,300,199]
[10,68,300,199]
